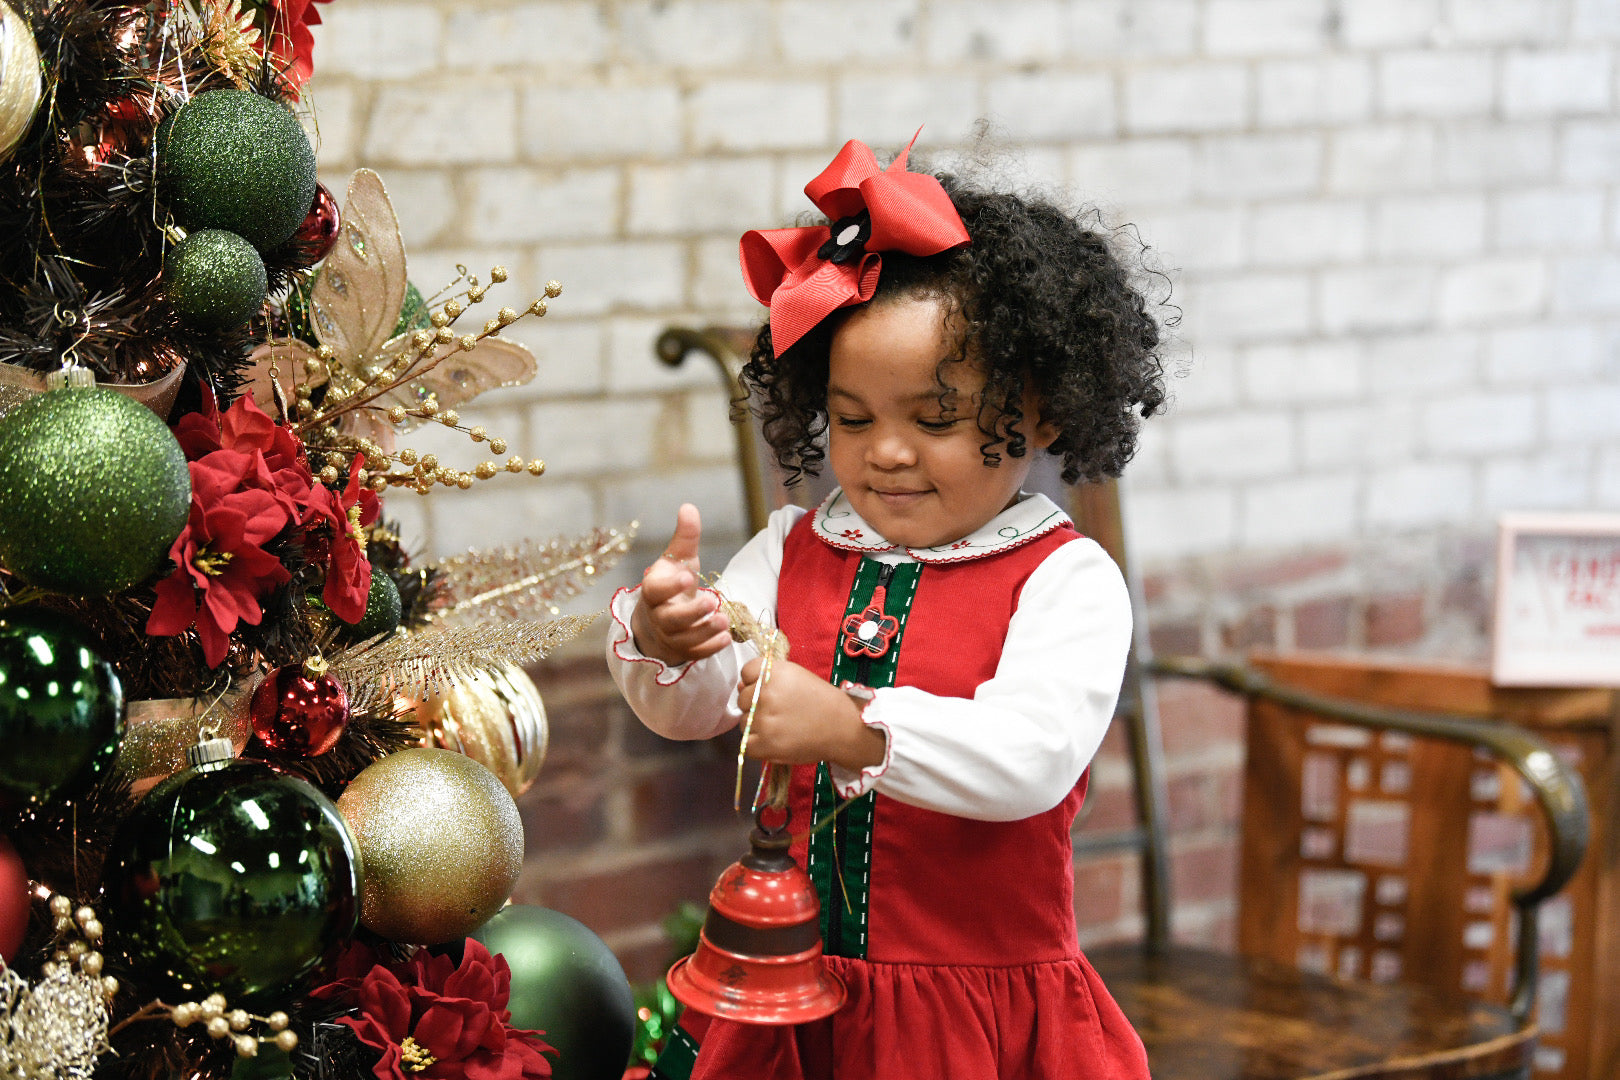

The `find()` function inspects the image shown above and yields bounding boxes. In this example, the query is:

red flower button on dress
[840,585,899,659]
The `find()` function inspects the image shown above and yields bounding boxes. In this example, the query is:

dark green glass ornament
[0,611,123,810]
[157,89,318,252]
[164,229,268,330]
[473,905,636,1080]
[0,387,190,595]
[102,755,359,1003]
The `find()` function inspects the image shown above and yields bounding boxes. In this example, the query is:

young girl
[608,136,1165,1080]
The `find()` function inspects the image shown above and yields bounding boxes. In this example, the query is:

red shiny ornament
[0,832,28,965]
[288,183,341,267]
[249,658,351,756]
[666,807,845,1025]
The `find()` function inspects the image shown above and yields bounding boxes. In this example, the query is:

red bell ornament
[249,656,350,756]
[666,807,846,1025]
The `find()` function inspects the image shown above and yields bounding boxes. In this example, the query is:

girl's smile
[826,297,1057,550]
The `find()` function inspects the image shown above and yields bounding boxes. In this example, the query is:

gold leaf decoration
[329,613,599,704]
[0,962,110,1080]
[429,526,635,624]
[200,0,262,89]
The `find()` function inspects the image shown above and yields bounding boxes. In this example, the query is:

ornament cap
[186,737,236,770]
[45,365,95,391]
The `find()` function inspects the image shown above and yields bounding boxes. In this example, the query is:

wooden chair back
[656,323,1594,1080]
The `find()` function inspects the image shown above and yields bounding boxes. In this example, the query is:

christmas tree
[0,1,638,1076]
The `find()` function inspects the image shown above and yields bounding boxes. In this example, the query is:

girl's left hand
[735,657,886,772]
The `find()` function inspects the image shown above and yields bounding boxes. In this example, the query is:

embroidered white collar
[810,489,1071,563]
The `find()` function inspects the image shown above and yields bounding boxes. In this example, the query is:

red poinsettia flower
[176,390,318,523]
[313,940,554,1080]
[313,457,379,624]
[262,0,334,94]
[147,451,294,667]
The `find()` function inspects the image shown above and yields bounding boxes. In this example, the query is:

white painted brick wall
[1204,0,1332,57]
[1239,473,1359,547]
[1501,49,1613,117]
[1378,51,1496,118]
[1123,64,1250,134]
[1256,58,1374,128]
[302,0,1620,574]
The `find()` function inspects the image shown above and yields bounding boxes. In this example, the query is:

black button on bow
[817,210,872,265]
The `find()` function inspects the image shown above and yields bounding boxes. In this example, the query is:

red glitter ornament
[249,657,350,756]
[287,183,341,267]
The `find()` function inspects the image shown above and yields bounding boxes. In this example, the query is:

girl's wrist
[828,683,886,771]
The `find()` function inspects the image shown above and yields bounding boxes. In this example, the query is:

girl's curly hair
[740,174,1167,486]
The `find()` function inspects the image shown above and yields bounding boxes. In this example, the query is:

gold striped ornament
[415,662,548,799]
[0,2,41,164]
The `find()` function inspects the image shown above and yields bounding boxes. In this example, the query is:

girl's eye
[833,415,871,429]
[918,418,961,432]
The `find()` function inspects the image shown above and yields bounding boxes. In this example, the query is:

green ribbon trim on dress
[808,557,922,959]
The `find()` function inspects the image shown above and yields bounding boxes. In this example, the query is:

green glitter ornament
[163,229,268,330]
[395,281,432,336]
[348,572,402,641]
[157,89,318,252]
[0,387,191,595]
[306,572,402,643]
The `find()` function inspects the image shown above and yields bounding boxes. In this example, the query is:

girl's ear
[1031,411,1061,451]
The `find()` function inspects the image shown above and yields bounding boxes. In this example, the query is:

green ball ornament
[0,611,123,810]
[102,754,359,1003]
[158,89,318,252]
[0,387,190,595]
[163,229,268,330]
[473,905,637,1080]
[344,572,401,641]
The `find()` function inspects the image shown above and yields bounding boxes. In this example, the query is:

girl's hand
[631,504,732,665]
[736,657,886,772]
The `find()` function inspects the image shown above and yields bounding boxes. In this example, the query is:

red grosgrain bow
[739,134,971,356]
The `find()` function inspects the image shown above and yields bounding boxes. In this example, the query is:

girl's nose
[867,428,917,469]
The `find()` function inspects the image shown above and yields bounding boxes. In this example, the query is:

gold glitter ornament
[415,664,548,799]
[0,386,190,595]
[335,747,523,944]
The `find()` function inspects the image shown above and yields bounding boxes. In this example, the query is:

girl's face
[826,297,1057,550]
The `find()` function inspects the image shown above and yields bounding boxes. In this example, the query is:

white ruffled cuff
[827,691,893,799]
[607,584,693,687]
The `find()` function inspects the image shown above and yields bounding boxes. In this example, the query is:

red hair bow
[740,135,970,356]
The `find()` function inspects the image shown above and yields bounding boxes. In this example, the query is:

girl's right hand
[631,503,732,665]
